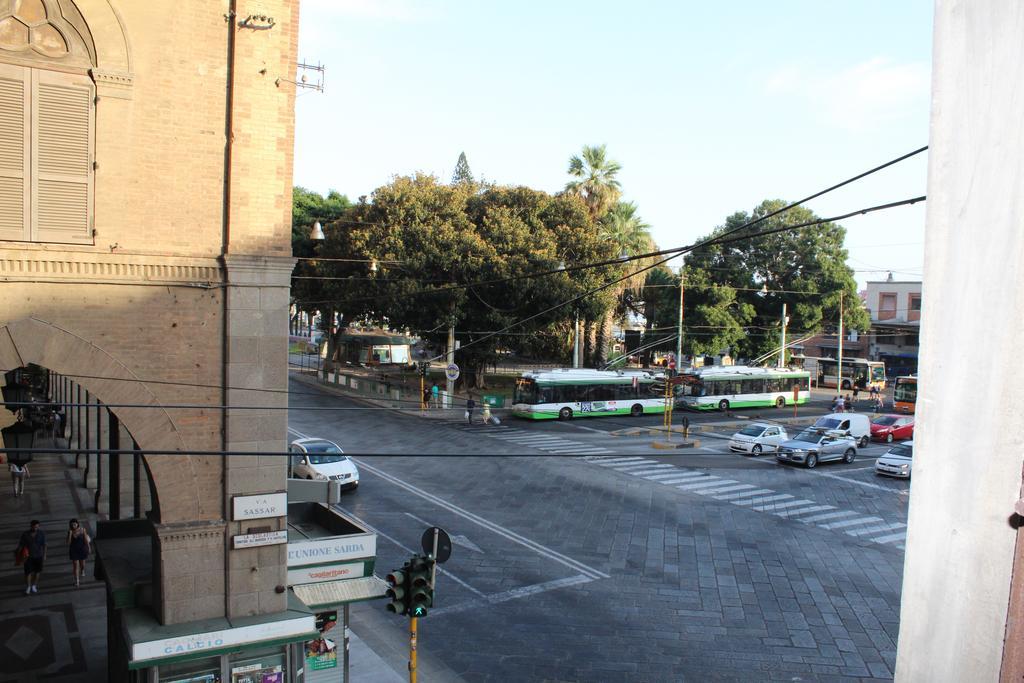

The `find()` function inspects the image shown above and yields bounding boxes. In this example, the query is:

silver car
[776,428,857,468]
[729,423,789,455]
[875,440,913,479]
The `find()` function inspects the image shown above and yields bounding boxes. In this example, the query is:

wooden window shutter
[0,63,30,242]
[31,68,93,244]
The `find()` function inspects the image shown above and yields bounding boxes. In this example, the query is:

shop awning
[292,576,389,609]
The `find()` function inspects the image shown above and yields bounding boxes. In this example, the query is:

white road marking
[774,505,834,518]
[644,471,700,481]
[696,483,758,495]
[596,457,652,466]
[871,531,908,544]
[550,421,612,434]
[676,479,735,491]
[712,488,775,501]
[799,510,860,524]
[750,499,816,512]
[845,522,906,537]
[619,466,678,475]
[819,516,885,530]
[653,475,713,485]
[731,494,794,506]
[430,574,596,617]
[353,460,610,580]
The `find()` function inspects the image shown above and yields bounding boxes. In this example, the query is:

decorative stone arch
[0,0,133,94]
[0,317,210,523]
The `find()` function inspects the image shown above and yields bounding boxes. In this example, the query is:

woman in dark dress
[66,519,90,587]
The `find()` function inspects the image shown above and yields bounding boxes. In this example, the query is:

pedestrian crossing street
[442,419,615,456]
[579,455,907,550]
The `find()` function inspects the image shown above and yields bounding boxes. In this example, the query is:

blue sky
[293,1,933,289]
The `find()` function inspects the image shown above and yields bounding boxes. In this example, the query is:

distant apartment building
[866,275,921,376]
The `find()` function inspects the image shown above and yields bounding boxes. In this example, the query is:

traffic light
[385,563,410,615]
[408,555,435,617]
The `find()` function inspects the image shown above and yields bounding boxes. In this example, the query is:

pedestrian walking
[852,385,860,402]
[831,396,840,412]
[66,519,90,587]
[16,520,46,595]
[466,396,476,424]
[481,402,492,426]
[431,382,440,409]
[835,395,846,413]
[422,386,431,411]
[9,461,28,498]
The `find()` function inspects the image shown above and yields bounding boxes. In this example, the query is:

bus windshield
[894,380,917,402]
[514,379,538,405]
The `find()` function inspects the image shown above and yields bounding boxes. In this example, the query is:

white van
[813,413,871,448]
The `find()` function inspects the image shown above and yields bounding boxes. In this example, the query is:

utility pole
[676,267,684,369]
[573,312,580,368]
[838,291,844,390]
[778,303,788,369]
[445,323,454,410]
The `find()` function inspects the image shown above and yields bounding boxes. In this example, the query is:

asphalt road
[288,374,906,682]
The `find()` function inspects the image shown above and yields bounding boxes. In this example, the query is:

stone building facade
[0,0,309,679]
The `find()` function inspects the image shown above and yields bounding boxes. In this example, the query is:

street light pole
[445,322,455,410]
[676,267,684,368]
[778,303,788,369]
[838,291,845,390]
[573,312,580,369]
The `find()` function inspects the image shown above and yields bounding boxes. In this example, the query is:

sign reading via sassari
[233,492,287,521]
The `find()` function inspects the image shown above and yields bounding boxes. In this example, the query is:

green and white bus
[512,369,668,420]
[677,366,810,411]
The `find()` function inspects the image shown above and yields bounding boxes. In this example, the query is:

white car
[729,423,789,455]
[875,440,913,479]
[289,438,359,490]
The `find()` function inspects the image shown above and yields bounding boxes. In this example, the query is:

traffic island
[651,439,700,450]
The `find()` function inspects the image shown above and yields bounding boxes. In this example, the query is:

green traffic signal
[408,555,435,617]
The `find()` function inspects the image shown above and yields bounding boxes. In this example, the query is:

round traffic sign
[445,363,460,381]
[421,526,453,564]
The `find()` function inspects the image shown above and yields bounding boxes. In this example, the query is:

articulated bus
[893,375,917,414]
[512,369,668,420]
[677,366,810,411]
[811,357,886,391]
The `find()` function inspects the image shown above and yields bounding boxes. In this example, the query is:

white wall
[895,2,1024,680]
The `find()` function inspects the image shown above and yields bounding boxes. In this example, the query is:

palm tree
[565,144,622,220]
[594,201,655,366]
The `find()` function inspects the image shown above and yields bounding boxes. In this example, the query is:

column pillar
[221,255,295,619]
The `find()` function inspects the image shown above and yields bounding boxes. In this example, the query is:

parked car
[729,423,789,455]
[875,440,913,479]
[870,414,915,443]
[289,438,359,490]
[812,413,872,448]
[776,428,858,468]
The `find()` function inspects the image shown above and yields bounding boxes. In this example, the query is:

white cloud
[763,58,931,130]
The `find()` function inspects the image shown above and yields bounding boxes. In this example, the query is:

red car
[870,414,915,443]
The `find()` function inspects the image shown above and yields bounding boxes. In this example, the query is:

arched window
[0,0,94,245]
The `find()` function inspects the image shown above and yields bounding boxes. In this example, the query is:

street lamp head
[369,259,379,274]
[310,221,325,241]
[618,250,629,262]
[759,284,769,296]
[557,260,566,271]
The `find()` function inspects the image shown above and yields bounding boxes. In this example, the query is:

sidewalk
[0,438,409,683]
[0,445,106,682]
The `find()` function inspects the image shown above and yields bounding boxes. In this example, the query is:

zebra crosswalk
[441,420,615,456]
[579,455,907,550]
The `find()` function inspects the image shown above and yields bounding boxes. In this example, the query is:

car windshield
[816,418,842,429]
[738,426,765,437]
[793,430,824,444]
[301,441,347,465]
[872,416,898,426]
[889,444,913,458]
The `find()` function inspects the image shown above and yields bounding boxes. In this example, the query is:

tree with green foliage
[291,187,351,334]
[565,144,622,220]
[451,151,474,185]
[594,201,655,366]
[315,174,620,389]
[683,199,869,362]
